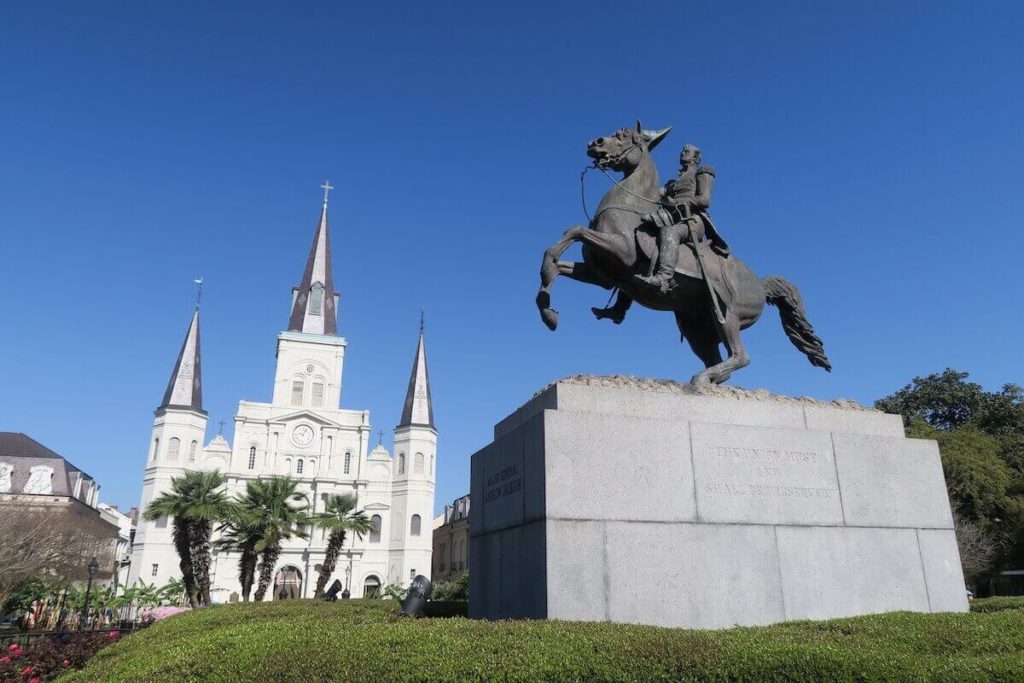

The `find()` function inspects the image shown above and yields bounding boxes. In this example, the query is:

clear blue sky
[1,2,1022,514]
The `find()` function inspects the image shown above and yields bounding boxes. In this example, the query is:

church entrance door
[363,576,381,598]
[274,566,303,600]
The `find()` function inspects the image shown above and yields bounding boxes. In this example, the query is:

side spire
[288,182,337,335]
[158,306,204,413]
[398,312,434,429]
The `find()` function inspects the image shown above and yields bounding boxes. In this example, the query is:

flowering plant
[138,606,189,625]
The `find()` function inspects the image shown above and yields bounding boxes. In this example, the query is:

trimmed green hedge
[59,600,1024,682]
[423,600,468,618]
[970,595,1024,613]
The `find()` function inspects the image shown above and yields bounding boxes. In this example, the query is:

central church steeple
[288,182,338,336]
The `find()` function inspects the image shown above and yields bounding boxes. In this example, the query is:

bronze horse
[536,121,830,385]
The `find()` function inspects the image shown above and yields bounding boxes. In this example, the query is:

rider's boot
[634,272,673,294]
[634,224,682,294]
[591,305,625,324]
[591,293,632,324]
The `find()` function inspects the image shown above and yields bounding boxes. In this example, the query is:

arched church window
[248,446,257,470]
[312,381,325,407]
[188,441,198,463]
[369,515,382,543]
[309,283,324,315]
[151,438,159,462]
[344,452,351,474]
[167,438,180,461]
[291,379,304,406]
[410,514,421,536]
[296,459,304,475]
[398,453,406,474]
[414,452,424,474]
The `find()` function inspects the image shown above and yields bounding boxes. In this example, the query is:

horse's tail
[762,275,831,372]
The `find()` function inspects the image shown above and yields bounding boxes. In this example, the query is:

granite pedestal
[468,376,968,629]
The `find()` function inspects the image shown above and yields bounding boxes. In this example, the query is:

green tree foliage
[143,470,231,607]
[240,477,309,602]
[877,369,1024,437]
[215,504,262,603]
[877,369,1024,580]
[310,494,373,599]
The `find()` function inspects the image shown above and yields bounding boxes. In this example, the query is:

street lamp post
[342,561,351,600]
[81,556,99,630]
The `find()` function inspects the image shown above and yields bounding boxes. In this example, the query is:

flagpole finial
[320,180,334,208]
[193,277,204,310]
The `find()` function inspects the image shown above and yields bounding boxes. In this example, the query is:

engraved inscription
[484,465,522,503]
[711,445,816,463]
[704,482,834,499]
[702,443,837,500]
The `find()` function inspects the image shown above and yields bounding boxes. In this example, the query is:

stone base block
[469,377,968,629]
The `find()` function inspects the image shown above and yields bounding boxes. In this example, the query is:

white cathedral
[127,192,436,601]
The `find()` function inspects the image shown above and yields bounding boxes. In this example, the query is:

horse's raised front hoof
[541,308,559,331]
[591,306,624,325]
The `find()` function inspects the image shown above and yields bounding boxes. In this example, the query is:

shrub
[0,631,120,682]
[423,601,467,618]
[430,572,468,601]
[57,600,1024,682]
[970,596,1024,613]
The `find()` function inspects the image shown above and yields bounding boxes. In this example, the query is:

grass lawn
[58,599,1024,682]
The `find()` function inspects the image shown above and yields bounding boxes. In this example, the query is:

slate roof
[398,321,435,429]
[287,200,338,335]
[0,432,96,499]
[158,308,204,413]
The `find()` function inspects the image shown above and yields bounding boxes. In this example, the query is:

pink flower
[29,679,41,683]
[139,606,189,622]
[21,665,33,674]
[0,655,10,663]
[63,659,72,665]
[106,630,120,639]
[8,644,19,651]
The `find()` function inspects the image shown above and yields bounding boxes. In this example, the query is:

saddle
[635,226,737,303]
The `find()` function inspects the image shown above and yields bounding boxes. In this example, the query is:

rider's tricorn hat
[635,120,671,151]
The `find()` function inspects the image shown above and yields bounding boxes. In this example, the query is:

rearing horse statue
[536,121,831,385]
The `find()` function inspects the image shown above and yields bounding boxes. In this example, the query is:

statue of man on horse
[635,143,729,294]
[536,121,831,385]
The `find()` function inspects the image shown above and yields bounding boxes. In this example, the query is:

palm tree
[144,474,201,607]
[215,501,263,602]
[244,476,309,601]
[158,577,188,606]
[310,494,373,598]
[143,470,231,607]
[182,471,233,605]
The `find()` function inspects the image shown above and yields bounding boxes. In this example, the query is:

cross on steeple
[193,277,204,309]
[218,420,225,434]
[320,180,334,207]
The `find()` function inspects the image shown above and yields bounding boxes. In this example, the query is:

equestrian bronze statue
[535,121,831,385]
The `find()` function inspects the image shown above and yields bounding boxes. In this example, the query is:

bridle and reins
[580,134,663,223]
